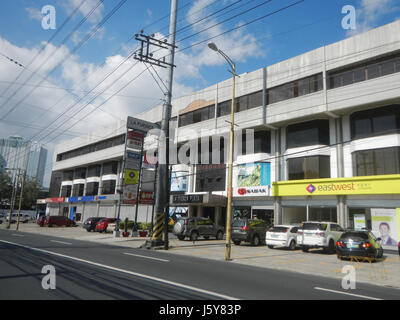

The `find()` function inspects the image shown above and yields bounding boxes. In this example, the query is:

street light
[208,42,236,261]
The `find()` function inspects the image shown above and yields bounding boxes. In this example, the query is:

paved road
[0,229,399,300]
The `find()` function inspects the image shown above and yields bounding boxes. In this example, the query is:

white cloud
[347,0,400,36]
[25,7,43,22]
[63,0,105,24]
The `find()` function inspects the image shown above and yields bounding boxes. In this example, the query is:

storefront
[273,174,400,249]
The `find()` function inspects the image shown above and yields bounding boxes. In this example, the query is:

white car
[266,225,301,250]
[6,213,29,224]
[297,221,345,253]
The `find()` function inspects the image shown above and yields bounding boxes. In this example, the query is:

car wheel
[190,232,198,241]
[87,229,91,232]
[289,240,296,250]
[177,235,185,241]
[328,240,335,254]
[233,240,241,245]
[204,236,210,240]
[216,231,223,240]
[301,246,309,252]
[252,235,260,246]
[267,245,274,249]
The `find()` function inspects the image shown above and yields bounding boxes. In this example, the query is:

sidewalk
[3,222,400,290]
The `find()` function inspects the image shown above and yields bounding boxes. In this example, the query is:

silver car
[173,217,224,241]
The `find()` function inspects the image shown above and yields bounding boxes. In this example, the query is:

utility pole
[16,143,30,231]
[135,0,178,249]
[6,170,19,229]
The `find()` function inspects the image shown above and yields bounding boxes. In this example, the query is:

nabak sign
[234,186,270,197]
[127,116,158,132]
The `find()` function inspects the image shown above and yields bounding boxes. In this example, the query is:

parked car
[231,218,269,246]
[44,215,76,227]
[297,221,345,253]
[83,217,106,232]
[398,242,400,256]
[37,215,46,227]
[95,218,119,233]
[6,213,29,224]
[266,225,300,250]
[0,215,5,224]
[173,217,224,241]
[336,230,384,261]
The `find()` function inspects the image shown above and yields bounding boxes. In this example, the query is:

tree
[22,178,41,210]
[0,171,12,203]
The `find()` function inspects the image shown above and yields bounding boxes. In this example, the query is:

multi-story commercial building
[48,21,400,247]
[0,136,47,186]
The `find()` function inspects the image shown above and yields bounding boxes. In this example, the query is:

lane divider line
[314,287,383,300]
[0,240,238,300]
[123,252,169,262]
[50,240,72,245]
[12,234,24,237]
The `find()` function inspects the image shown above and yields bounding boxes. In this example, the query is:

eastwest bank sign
[273,174,400,197]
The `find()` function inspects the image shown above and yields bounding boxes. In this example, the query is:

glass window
[352,147,400,176]
[192,110,202,124]
[288,155,331,180]
[218,100,231,117]
[61,185,72,197]
[63,171,73,181]
[235,95,248,112]
[73,184,85,197]
[102,161,118,175]
[254,131,271,154]
[350,105,400,140]
[86,182,99,196]
[298,78,310,96]
[248,91,263,109]
[353,67,366,83]
[341,71,353,86]
[367,63,380,79]
[101,180,116,195]
[74,168,86,179]
[381,59,396,76]
[286,119,330,149]
[179,112,193,127]
[87,165,101,177]
[195,164,226,192]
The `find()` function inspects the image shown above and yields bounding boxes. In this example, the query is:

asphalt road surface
[0,229,399,300]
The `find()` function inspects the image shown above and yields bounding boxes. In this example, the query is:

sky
[0,0,399,187]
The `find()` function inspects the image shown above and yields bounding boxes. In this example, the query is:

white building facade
[48,21,400,246]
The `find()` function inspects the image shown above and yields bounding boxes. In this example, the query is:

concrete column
[335,117,347,226]
[96,202,100,217]
[197,206,203,217]
[188,205,195,217]
[215,206,222,225]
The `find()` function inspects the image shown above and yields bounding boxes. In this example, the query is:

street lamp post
[208,42,236,261]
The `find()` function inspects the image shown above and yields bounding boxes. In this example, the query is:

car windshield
[232,219,246,227]
[302,223,328,231]
[269,226,289,233]
[341,232,369,240]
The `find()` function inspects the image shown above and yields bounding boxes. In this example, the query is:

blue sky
[0,0,399,186]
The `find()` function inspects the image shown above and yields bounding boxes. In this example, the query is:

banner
[353,214,366,230]
[127,131,143,150]
[233,162,270,197]
[126,150,141,170]
[123,184,138,204]
[371,208,399,247]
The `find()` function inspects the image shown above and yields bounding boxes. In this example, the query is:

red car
[45,215,76,227]
[95,218,119,233]
[37,215,46,227]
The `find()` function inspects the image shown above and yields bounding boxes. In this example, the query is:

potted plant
[122,218,130,237]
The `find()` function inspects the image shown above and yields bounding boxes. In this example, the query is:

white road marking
[50,240,72,245]
[314,287,383,300]
[123,252,169,262]
[12,234,24,237]
[0,240,238,300]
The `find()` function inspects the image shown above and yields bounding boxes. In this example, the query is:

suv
[231,218,269,246]
[45,215,76,227]
[297,221,344,253]
[6,213,29,224]
[95,218,119,233]
[266,225,300,250]
[173,217,224,241]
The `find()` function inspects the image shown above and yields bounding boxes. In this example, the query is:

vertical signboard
[233,162,271,197]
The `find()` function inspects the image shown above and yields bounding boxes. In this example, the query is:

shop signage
[127,116,158,132]
[234,186,270,197]
[127,131,143,150]
[172,194,203,204]
[36,199,47,204]
[123,184,138,204]
[45,197,65,203]
[124,169,139,185]
[170,171,189,193]
[139,191,154,204]
[273,174,400,197]
[68,196,95,203]
[126,150,141,169]
[143,154,157,169]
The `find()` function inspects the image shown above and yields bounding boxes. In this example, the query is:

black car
[173,217,224,241]
[231,218,269,246]
[336,231,383,261]
[83,217,106,232]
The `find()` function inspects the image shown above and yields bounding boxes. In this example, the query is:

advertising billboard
[371,208,400,247]
[233,162,270,197]
[170,171,188,193]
